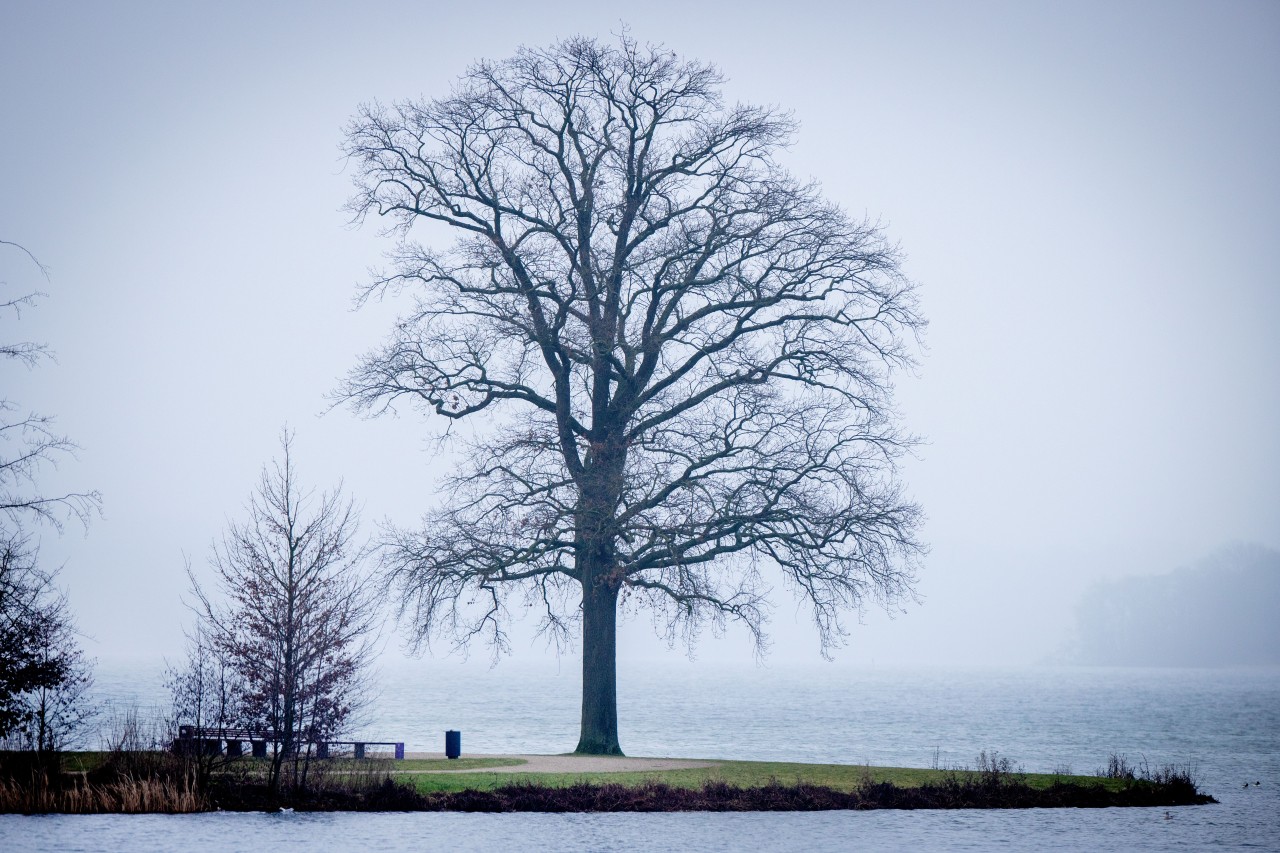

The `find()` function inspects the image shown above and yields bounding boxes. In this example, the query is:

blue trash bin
[445,730,461,759]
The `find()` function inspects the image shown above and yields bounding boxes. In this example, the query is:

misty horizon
[2,1,1276,672]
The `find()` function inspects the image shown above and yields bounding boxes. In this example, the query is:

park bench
[173,725,404,759]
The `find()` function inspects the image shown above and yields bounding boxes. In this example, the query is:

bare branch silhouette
[341,35,925,754]
[0,240,101,533]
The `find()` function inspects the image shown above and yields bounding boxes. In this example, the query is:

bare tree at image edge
[0,241,100,752]
[188,432,379,793]
[0,531,97,751]
[341,36,926,755]
[0,240,101,532]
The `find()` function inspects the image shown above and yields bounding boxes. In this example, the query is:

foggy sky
[2,0,1277,670]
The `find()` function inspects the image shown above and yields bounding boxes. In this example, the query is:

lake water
[2,662,1277,851]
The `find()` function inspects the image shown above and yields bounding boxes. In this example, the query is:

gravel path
[400,753,719,774]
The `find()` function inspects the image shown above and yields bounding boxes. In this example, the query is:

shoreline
[0,750,1217,814]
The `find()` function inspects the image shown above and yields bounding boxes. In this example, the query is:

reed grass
[0,767,207,814]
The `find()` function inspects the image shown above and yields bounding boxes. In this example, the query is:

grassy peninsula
[0,749,1215,813]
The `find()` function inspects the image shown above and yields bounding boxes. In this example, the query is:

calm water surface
[2,664,1276,851]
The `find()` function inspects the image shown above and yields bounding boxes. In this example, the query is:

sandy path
[400,753,719,774]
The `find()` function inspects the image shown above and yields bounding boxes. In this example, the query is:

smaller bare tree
[164,624,245,787]
[188,431,380,793]
[17,603,96,754]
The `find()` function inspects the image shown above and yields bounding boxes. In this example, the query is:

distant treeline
[1068,544,1280,666]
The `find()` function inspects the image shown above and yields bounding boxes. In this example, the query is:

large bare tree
[341,36,925,755]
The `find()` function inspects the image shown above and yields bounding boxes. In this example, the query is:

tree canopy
[342,35,925,753]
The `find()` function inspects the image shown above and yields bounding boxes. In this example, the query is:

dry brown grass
[0,768,206,814]
[0,751,209,814]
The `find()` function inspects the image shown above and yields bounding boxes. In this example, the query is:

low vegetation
[0,749,204,814]
[0,750,1215,813]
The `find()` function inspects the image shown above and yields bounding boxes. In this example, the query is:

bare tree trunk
[282,690,295,790]
[576,575,622,755]
[35,689,49,754]
[268,676,285,793]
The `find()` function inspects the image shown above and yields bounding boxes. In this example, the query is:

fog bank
[1065,544,1280,667]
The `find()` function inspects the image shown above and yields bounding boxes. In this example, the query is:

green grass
[388,757,527,772]
[56,752,113,773]
[43,752,1127,796]
[51,752,522,775]
[392,758,1126,795]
